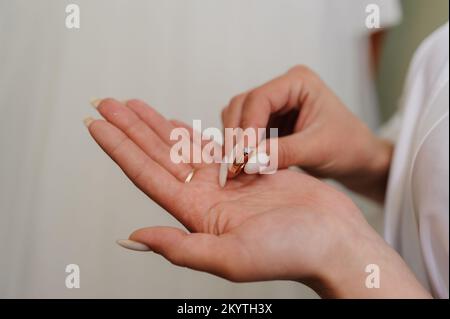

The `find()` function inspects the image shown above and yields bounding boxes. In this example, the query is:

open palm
[86,98,369,282]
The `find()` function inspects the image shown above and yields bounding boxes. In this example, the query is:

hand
[221,65,393,202]
[85,99,429,298]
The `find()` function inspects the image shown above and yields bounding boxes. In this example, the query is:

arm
[85,98,430,298]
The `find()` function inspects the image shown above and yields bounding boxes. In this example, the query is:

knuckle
[239,92,262,127]
[229,92,246,106]
[277,141,293,167]
[244,90,261,105]
[288,65,322,88]
[125,118,145,135]
[110,137,130,160]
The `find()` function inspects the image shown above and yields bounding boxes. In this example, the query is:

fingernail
[83,116,95,128]
[90,98,103,109]
[244,152,270,174]
[116,239,151,252]
[219,158,228,188]
[227,144,239,169]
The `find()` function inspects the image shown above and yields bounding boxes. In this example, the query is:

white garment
[384,23,449,298]
[0,1,400,297]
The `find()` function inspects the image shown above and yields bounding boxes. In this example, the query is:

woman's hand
[85,98,429,298]
[222,65,393,202]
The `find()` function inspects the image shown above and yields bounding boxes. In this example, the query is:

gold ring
[227,148,251,178]
[184,169,195,183]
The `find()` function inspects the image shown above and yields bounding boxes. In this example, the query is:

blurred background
[0,0,447,298]
[377,0,449,121]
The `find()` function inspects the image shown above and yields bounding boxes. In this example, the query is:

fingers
[95,98,193,182]
[130,226,243,281]
[259,135,300,171]
[221,93,248,129]
[219,66,320,171]
[125,99,178,146]
[239,69,305,131]
[170,119,208,147]
[124,100,220,168]
[253,128,319,170]
[86,119,182,209]
[222,65,318,133]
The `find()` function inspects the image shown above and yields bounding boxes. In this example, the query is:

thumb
[256,133,309,171]
[120,226,242,281]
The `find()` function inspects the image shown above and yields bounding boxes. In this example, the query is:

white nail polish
[219,158,228,188]
[116,239,151,252]
[83,117,95,128]
[90,98,102,109]
[244,152,270,174]
[227,144,239,170]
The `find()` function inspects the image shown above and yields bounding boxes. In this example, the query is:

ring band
[227,148,251,178]
[184,169,195,183]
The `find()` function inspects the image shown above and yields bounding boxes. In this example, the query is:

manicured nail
[116,239,151,252]
[257,128,266,143]
[83,116,95,128]
[227,143,241,170]
[219,157,228,188]
[244,152,270,174]
[90,98,103,109]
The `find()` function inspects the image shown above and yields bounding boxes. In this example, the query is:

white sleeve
[412,107,449,298]
[378,110,404,143]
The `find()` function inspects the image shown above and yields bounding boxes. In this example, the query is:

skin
[85,66,431,298]
[222,65,393,202]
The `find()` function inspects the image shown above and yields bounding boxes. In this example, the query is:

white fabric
[0,1,400,297]
[384,23,449,298]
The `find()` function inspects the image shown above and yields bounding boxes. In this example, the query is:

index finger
[239,66,312,132]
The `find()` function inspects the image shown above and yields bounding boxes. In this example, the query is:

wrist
[315,233,388,298]
[305,229,431,298]
[340,137,393,202]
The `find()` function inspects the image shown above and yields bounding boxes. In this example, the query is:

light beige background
[0,0,401,298]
